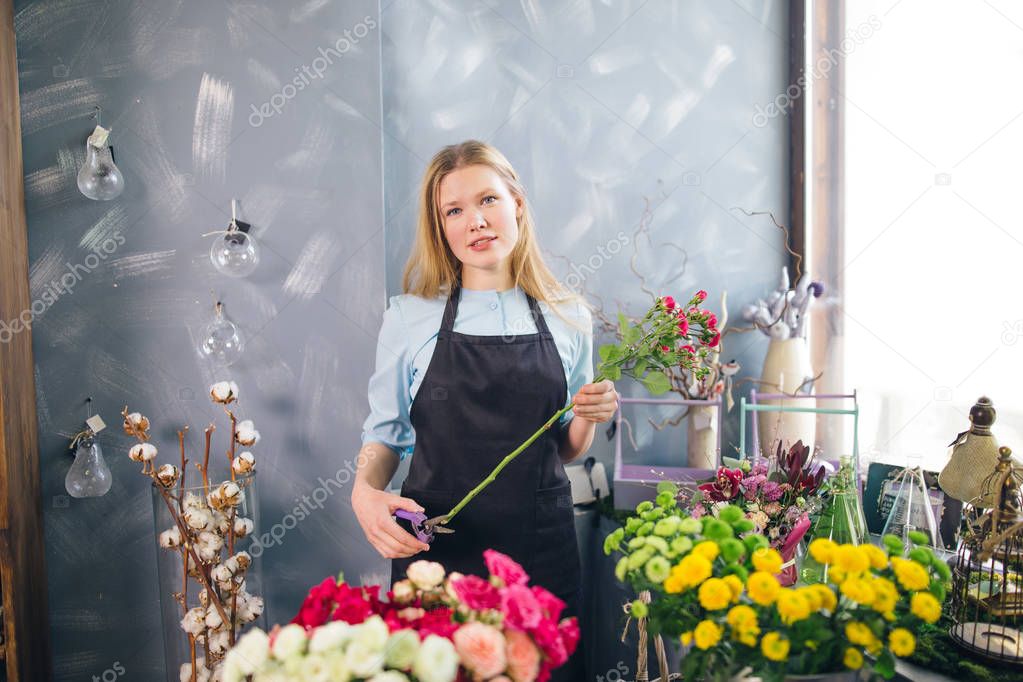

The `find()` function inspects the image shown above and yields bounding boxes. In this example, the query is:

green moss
[909,617,1021,682]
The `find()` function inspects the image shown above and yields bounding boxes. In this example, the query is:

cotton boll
[180,606,205,635]
[156,464,180,488]
[123,411,150,438]
[210,380,240,404]
[184,507,213,530]
[234,419,260,446]
[232,451,255,474]
[129,442,157,462]
[183,492,205,510]
[208,629,231,654]
[159,526,183,548]
[213,511,232,535]
[233,517,254,538]
[205,605,225,630]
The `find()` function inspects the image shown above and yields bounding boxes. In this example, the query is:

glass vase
[880,458,940,547]
[150,472,265,682]
[800,456,867,584]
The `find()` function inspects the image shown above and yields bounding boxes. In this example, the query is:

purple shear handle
[394,509,453,544]
[394,510,432,543]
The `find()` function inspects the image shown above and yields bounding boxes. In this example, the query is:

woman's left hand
[571,379,619,423]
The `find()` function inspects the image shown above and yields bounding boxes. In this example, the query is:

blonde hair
[402,140,587,330]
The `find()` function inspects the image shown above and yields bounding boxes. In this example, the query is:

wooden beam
[0,0,51,679]
[788,0,807,277]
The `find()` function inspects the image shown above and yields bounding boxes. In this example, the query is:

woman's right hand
[351,482,431,559]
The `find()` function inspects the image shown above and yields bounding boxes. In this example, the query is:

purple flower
[762,481,784,502]
[743,474,767,501]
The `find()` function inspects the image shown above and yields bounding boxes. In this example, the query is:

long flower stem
[442,372,607,524]
[439,301,706,525]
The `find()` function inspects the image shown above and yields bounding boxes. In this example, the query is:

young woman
[352,140,618,678]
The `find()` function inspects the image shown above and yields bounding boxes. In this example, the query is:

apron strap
[525,293,553,337]
[439,284,462,335]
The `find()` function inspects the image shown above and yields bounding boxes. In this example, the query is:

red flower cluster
[656,290,721,355]
[288,550,579,681]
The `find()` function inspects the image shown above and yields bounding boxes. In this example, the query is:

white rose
[221,657,245,682]
[369,672,410,682]
[344,640,384,678]
[412,635,459,682]
[226,628,270,674]
[406,560,445,590]
[309,621,353,653]
[354,615,390,652]
[384,629,420,670]
[271,623,308,660]
[297,653,331,682]
[391,579,416,604]
[210,380,240,403]
[323,651,351,681]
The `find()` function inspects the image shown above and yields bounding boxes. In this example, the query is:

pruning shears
[394,510,454,544]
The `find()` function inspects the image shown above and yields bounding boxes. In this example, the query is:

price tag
[86,414,106,433]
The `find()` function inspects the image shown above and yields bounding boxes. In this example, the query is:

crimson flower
[698,467,744,501]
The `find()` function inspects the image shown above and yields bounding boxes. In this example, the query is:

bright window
[841,0,1023,470]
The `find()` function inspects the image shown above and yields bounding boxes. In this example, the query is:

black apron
[391,283,583,680]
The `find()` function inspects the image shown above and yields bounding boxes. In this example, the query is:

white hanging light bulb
[198,301,245,366]
[209,200,260,277]
[65,399,113,498]
[77,107,125,201]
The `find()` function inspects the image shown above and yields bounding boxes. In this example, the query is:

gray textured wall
[382,0,790,470]
[17,0,789,678]
[17,0,385,678]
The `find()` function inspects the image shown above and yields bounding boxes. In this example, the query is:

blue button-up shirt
[361,286,594,460]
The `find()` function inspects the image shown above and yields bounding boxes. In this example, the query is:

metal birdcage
[949,446,1023,664]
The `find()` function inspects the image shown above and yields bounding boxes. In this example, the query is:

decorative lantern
[948,445,1023,665]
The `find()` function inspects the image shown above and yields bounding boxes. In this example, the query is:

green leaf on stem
[640,371,671,395]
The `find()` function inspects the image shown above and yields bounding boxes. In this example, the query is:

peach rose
[505,628,541,682]
[453,622,507,679]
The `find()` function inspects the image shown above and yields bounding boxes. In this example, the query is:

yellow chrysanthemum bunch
[606,481,950,681]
